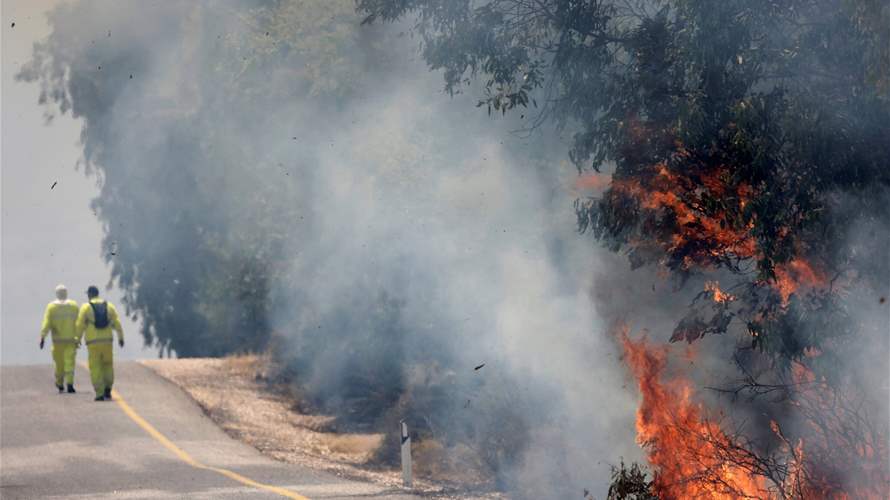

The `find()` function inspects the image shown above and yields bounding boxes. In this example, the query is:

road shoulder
[142,356,501,499]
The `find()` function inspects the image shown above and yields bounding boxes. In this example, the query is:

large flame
[611,163,757,265]
[607,162,826,303]
[619,327,889,499]
[620,328,770,499]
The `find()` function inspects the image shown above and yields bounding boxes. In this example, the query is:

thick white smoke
[20,0,643,496]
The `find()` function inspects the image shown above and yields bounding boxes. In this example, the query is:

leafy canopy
[359,0,890,362]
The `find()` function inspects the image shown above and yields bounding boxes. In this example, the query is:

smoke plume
[20,0,889,497]
[19,0,643,496]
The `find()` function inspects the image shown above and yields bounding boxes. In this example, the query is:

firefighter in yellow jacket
[76,286,124,401]
[40,284,80,393]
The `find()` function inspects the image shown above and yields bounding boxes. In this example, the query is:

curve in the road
[2,362,421,500]
[106,375,309,500]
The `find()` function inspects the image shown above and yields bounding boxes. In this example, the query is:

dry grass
[142,355,502,499]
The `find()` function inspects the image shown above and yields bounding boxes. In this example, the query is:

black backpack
[90,301,110,329]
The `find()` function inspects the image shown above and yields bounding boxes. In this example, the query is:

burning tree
[358,0,890,353]
[21,0,889,495]
[360,0,890,496]
[620,327,889,499]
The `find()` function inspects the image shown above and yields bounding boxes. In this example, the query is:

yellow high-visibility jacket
[41,300,80,344]
[76,299,124,346]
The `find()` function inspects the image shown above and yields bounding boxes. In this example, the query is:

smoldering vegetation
[355,0,888,496]
[19,0,638,496]
[20,0,890,498]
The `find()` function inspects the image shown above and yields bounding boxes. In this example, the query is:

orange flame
[773,258,828,305]
[611,164,759,265]
[620,328,769,499]
[621,329,889,498]
[705,281,735,304]
[608,162,828,302]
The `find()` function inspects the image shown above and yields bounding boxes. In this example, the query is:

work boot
[94,395,105,401]
[67,384,76,394]
[56,384,64,393]
[103,387,112,400]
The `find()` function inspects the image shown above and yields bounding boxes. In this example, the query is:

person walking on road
[76,286,124,401]
[40,284,80,393]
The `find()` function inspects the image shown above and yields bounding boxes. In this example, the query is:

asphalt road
[1,362,420,499]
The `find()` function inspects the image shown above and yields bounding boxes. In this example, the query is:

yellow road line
[78,362,309,500]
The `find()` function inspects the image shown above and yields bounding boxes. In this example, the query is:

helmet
[55,284,68,301]
[86,285,100,298]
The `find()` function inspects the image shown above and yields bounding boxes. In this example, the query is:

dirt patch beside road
[142,356,501,499]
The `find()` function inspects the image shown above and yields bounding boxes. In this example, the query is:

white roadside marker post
[400,419,412,488]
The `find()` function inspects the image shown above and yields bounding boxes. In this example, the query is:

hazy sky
[2,0,148,364]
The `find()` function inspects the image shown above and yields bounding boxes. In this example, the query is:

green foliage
[20,0,377,356]
[22,2,545,484]
[359,0,890,364]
